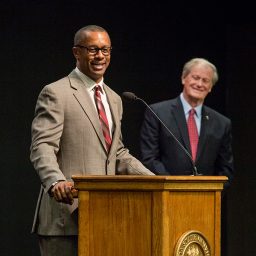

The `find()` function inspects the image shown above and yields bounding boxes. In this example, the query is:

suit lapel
[196,107,210,161]
[171,97,191,154]
[104,84,119,157]
[68,70,107,152]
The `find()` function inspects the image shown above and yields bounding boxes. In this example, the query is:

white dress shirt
[75,67,113,137]
[180,93,202,135]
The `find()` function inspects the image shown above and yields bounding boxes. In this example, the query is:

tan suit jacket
[30,70,153,235]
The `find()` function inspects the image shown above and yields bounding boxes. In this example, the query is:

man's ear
[72,47,80,60]
[181,76,185,85]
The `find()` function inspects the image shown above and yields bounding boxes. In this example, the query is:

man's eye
[202,79,210,83]
[88,48,97,53]
[192,75,200,80]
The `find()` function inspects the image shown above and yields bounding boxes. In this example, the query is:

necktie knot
[94,85,102,94]
[190,108,196,116]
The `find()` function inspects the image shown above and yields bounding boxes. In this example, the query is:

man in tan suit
[30,25,154,256]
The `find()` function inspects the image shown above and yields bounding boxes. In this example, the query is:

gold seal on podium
[174,230,211,256]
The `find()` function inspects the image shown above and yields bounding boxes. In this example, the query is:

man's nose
[95,49,105,57]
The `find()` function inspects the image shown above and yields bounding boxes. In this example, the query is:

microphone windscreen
[122,92,138,101]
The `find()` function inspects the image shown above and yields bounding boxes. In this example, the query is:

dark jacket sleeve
[140,107,169,175]
[215,118,234,188]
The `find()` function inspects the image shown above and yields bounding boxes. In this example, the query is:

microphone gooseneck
[122,91,201,176]
[122,92,138,101]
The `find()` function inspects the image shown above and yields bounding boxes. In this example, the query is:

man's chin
[188,95,205,104]
[91,69,105,77]
[191,92,207,100]
[89,73,104,83]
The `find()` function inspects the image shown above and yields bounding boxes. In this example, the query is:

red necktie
[187,109,198,162]
[94,85,112,152]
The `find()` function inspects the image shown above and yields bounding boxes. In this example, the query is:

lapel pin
[205,115,209,120]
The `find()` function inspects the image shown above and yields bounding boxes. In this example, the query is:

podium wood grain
[73,175,227,256]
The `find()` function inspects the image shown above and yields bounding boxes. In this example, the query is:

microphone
[122,91,201,176]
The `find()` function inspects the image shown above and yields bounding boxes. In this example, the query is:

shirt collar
[75,67,104,92]
[180,93,202,117]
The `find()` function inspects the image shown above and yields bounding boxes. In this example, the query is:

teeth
[93,64,104,70]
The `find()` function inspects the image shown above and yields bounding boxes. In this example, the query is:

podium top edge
[72,175,228,182]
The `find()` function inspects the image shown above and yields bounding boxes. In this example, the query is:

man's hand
[50,181,77,205]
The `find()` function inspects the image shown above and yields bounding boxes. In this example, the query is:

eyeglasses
[75,45,112,56]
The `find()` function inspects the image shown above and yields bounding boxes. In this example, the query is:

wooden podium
[72,175,227,256]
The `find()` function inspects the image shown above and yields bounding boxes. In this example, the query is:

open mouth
[92,63,105,70]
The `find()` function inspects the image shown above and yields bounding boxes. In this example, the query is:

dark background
[1,1,256,255]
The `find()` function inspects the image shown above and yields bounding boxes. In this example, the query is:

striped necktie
[94,85,112,152]
[187,108,198,162]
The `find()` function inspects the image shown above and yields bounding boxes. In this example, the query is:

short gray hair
[182,58,219,85]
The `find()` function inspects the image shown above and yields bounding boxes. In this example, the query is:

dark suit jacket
[140,96,234,184]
